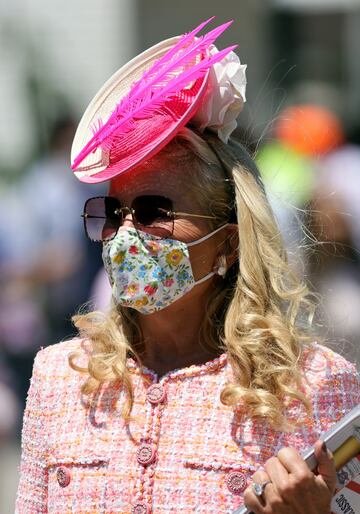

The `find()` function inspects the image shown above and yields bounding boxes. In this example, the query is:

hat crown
[71,19,236,183]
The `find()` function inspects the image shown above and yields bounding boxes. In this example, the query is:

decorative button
[56,466,71,487]
[136,443,157,466]
[226,471,247,494]
[146,384,166,404]
[131,501,151,514]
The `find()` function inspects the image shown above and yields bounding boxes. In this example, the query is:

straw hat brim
[71,36,209,184]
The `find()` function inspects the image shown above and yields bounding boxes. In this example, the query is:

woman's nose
[120,214,135,230]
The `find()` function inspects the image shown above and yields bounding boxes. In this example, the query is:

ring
[252,480,271,498]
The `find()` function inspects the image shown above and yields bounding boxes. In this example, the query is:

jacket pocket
[46,454,110,514]
[158,452,256,514]
[183,453,256,494]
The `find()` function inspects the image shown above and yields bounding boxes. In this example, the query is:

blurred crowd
[0,118,107,445]
[256,104,360,365]
[0,103,360,507]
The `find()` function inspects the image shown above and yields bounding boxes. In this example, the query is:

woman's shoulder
[301,342,359,380]
[300,342,359,419]
[32,337,89,381]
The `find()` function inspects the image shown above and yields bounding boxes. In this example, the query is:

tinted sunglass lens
[84,197,121,241]
[132,196,173,226]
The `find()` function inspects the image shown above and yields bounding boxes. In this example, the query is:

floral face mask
[102,225,227,314]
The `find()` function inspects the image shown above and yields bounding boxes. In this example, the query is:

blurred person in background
[0,359,20,443]
[0,380,19,441]
[15,20,359,514]
[0,116,104,426]
[256,104,360,366]
[255,104,344,275]
[308,141,360,367]
[0,366,21,511]
[0,356,21,511]
[14,117,103,342]
[88,265,112,311]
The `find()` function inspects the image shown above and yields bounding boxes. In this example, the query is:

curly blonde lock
[70,127,315,429]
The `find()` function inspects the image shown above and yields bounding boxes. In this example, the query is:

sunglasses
[82,195,217,242]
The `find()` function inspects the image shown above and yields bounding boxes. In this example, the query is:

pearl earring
[217,266,227,277]
[216,256,227,277]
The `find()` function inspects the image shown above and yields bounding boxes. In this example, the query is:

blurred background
[1,0,360,510]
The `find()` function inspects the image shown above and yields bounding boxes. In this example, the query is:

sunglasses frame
[82,195,218,242]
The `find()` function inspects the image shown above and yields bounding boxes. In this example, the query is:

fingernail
[322,441,327,453]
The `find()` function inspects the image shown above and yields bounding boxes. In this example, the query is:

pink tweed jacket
[16,338,360,514]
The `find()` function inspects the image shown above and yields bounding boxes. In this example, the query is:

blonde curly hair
[70,127,315,430]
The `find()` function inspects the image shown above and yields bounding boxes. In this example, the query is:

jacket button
[146,384,166,404]
[56,466,71,487]
[136,443,157,466]
[131,501,151,514]
[226,471,247,494]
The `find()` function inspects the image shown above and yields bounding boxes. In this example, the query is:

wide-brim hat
[71,19,236,184]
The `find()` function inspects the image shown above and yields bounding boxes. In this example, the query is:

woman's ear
[214,224,239,276]
[224,223,239,268]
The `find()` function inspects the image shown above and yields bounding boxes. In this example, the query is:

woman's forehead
[109,158,194,200]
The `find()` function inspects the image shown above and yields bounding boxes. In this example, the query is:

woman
[16,19,359,514]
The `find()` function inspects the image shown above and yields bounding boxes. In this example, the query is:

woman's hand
[243,440,336,514]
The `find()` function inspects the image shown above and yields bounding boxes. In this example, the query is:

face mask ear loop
[193,270,215,285]
[187,223,229,248]
[188,224,229,286]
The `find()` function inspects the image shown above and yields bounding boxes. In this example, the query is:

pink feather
[72,20,235,169]
[127,20,234,100]
[97,20,234,142]
[128,17,216,97]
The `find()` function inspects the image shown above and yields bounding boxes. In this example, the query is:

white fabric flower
[192,45,247,143]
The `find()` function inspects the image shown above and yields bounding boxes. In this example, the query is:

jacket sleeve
[312,351,360,435]
[15,349,48,513]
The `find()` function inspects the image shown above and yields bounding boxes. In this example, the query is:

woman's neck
[136,295,220,377]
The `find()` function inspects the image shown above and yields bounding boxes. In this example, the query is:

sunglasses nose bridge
[119,207,136,230]
[114,206,133,219]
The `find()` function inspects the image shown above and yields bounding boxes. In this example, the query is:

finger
[277,447,314,478]
[252,469,270,485]
[244,483,266,514]
[314,440,336,493]
[276,446,334,513]
[249,470,281,512]
[264,456,289,489]
[265,454,314,511]
[244,470,269,513]
[252,469,271,504]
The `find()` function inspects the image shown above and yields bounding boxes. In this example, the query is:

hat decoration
[71,18,246,183]
[192,46,247,144]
